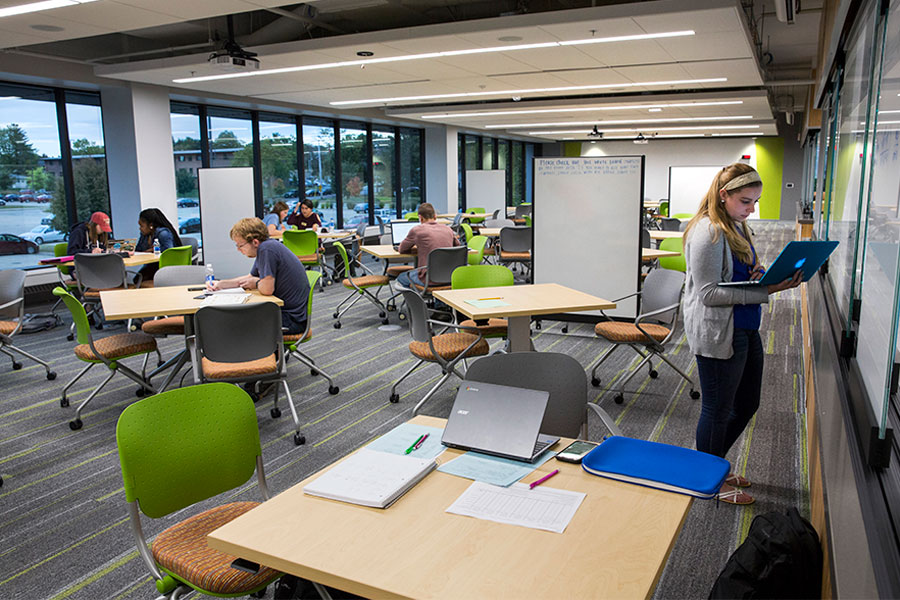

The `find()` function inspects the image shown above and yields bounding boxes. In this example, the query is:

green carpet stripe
[793,374,799,414]
[114,576,153,600]
[97,487,124,502]
[613,377,652,426]
[649,393,682,443]
[314,401,396,447]
[766,330,775,354]
[0,449,117,500]
[0,517,128,587]
[50,550,139,600]
[738,505,755,546]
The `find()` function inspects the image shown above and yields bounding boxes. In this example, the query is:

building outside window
[170,104,202,245]
[340,124,369,228]
[303,120,336,228]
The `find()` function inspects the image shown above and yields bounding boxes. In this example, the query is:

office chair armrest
[426,319,483,336]
[610,290,642,303]
[130,272,143,289]
[634,302,680,323]
[0,297,21,312]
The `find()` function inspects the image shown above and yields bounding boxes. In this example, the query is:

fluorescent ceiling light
[418,100,743,120]
[0,0,97,18]
[878,110,900,114]
[494,115,754,129]
[331,78,727,107]
[174,29,694,84]
[0,96,22,101]
[527,125,761,135]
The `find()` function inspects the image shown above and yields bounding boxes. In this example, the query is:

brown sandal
[725,473,751,488]
[717,484,755,505]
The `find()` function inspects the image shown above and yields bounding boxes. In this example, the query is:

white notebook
[303,448,437,508]
[200,293,250,306]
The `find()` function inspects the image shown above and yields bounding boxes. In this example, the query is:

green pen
[405,435,425,454]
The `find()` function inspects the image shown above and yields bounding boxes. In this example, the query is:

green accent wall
[563,142,582,157]
[755,137,784,219]
[830,134,858,221]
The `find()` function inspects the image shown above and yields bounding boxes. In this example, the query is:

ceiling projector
[208,42,259,72]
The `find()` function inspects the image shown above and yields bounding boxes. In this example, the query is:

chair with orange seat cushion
[0,269,56,379]
[283,270,338,395]
[73,252,135,330]
[331,241,391,328]
[389,290,488,415]
[588,267,699,404]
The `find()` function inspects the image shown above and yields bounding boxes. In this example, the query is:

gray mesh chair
[180,236,200,264]
[498,226,532,280]
[283,270,339,396]
[193,302,305,445]
[589,268,699,404]
[0,269,56,379]
[74,253,134,331]
[410,246,468,297]
[465,352,621,438]
[390,290,488,415]
[659,217,682,232]
[514,204,533,219]
[482,218,515,229]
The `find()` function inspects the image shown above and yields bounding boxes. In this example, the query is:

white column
[101,83,176,237]
[424,125,458,214]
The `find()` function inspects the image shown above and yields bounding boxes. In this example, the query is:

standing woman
[264,201,290,236]
[682,163,801,505]
[135,208,182,284]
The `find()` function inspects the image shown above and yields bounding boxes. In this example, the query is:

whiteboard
[465,170,506,218]
[534,156,644,318]
[668,166,721,218]
[198,168,256,279]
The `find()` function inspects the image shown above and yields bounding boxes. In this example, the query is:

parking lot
[0,202,57,268]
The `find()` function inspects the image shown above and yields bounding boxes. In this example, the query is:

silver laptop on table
[442,382,560,463]
[390,220,417,246]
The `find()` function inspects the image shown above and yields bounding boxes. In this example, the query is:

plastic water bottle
[113,242,121,254]
[152,238,160,255]
[205,263,214,287]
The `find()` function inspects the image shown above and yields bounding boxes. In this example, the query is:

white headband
[722,171,762,191]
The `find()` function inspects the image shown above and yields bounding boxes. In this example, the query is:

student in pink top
[396,202,459,289]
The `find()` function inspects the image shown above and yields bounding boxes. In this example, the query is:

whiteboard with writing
[198,167,256,279]
[534,156,644,318]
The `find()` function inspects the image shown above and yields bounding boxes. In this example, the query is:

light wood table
[208,414,692,600]
[101,285,282,389]
[649,230,684,240]
[434,283,614,352]
[642,248,681,262]
[40,251,160,268]
[359,244,416,261]
[477,227,502,237]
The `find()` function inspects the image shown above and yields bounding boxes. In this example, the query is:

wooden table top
[207,415,692,600]
[477,227,502,237]
[360,244,416,260]
[99,285,283,320]
[434,283,615,320]
[41,252,160,268]
[648,230,684,240]
[641,248,681,261]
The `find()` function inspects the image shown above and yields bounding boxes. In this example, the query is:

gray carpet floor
[0,220,807,599]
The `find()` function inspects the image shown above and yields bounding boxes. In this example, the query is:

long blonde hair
[683,163,760,265]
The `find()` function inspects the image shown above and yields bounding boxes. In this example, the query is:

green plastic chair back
[467,207,486,224]
[283,229,318,263]
[658,237,686,272]
[467,235,487,265]
[524,215,532,227]
[304,270,320,325]
[158,245,192,269]
[333,241,351,276]
[658,201,669,217]
[52,286,91,345]
[451,264,514,289]
[672,212,693,219]
[116,383,262,519]
[404,212,419,221]
[460,223,474,243]
[54,242,74,278]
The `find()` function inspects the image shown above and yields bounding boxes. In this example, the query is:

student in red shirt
[396,202,459,289]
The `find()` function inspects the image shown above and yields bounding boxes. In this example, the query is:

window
[302,120,336,228]
[258,114,298,212]
[497,140,510,206]
[483,138,494,170]
[171,103,202,245]
[372,128,395,222]
[512,141,524,206]
[399,128,422,216]
[340,124,368,228]
[208,108,253,170]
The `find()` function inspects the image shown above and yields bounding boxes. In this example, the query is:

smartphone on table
[555,440,599,463]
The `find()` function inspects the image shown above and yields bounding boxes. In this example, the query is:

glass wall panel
[525,143,535,206]
[171,104,202,245]
[207,109,253,170]
[512,141,524,206]
[483,138,494,170]
[372,128,395,223]
[65,92,110,238]
[857,0,900,436]
[465,135,479,170]
[302,120,336,228]
[399,128,421,216]
[340,124,369,228]
[497,140,510,206]
[458,135,465,211]
[827,3,878,318]
[258,114,298,212]
[0,84,63,268]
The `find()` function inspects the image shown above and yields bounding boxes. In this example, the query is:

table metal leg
[507,315,533,352]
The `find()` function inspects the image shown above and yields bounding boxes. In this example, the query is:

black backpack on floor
[20,313,63,334]
[709,507,823,599]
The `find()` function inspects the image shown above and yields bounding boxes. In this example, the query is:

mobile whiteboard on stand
[198,167,256,279]
[465,170,506,218]
[668,166,721,218]
[533,156,644,320]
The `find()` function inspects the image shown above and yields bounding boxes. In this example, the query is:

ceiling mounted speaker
[774,0,798,24]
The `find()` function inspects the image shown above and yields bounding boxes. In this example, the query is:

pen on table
[477,297,502,301]
[413,433,429,450]
[529,469,559,489]
[405,435,425,454]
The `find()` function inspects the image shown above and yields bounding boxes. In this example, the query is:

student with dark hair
[135,208,183,284]
[286,199,321,231]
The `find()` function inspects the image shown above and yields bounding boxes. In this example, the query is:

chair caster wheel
[386,305,396,312]
[649,370,658,379]
[66,333,74,341]
[614,394,624,404]
[12,362,22,370]
[69,419,83,430]
[95,323,103,330]
[690,389,701,400]
[47,371,57,380]
[390,393,399,403]
[382,319,390,325]
[135,388,147,397]
[332,312,339,319]
[293,433,306,445]
[591,377,600,387]
[333,322,341,329]
[310,368,318,376]
[60,397,69,408]
[398,313,406,321]
[535,322,541,330]
[270,407,282,418]
[329,385,339,395]
[561,326,568,334]
[379,311,386,318]
[250,586,266,598]
[248,392,259,403]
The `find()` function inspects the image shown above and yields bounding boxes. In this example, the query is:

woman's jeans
[695,328,763,459]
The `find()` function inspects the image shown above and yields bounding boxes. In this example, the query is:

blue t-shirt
[263,213,284,230]
[136,227,175,252]
[731,243,762,330]
[250,239,310,327]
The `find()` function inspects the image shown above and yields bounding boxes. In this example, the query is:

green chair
[672,212,694,219]
[404,211,419,221]
[523,215,532,227]
[658,201,669,217]
[53,287,159,430]
[116,383,312,599]
[158,245,192,269]
[658,237,685,272]
[467,235,488,265]
[466,207,486,224]
[51,242,79,319]
[282,229,323,288]
[332,241,390,328]
[460,223,474,243]
[284,271,339,395]
[450,265,514,349]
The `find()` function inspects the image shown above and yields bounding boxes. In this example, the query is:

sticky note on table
[465,299,510,309]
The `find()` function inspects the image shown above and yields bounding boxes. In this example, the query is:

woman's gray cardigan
[683,217,769,359]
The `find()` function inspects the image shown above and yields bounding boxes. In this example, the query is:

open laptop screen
[390,221,417,245]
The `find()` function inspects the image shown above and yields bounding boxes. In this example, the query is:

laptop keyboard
[533,438,553,456]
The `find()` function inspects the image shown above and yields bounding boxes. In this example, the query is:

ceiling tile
[657,32,753,62]
[631,7,741,33]
[571,39,676,67]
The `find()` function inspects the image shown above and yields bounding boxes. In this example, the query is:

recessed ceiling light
[498,36,523,42]
[418,100,743,119]
[330,77,727,107]
[648,108,662,112]
[173,29,695,84]
[30,23,64,31]
[490,115,754,129]
[0,0,98,19]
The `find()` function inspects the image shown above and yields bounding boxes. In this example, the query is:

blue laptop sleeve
[581,436,729,499]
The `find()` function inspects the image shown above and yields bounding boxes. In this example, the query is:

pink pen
[529,469,559,489]
[413,433,429,450]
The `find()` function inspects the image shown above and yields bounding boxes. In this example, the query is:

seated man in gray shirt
[396,202,459,289]
[209,217,310,334]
